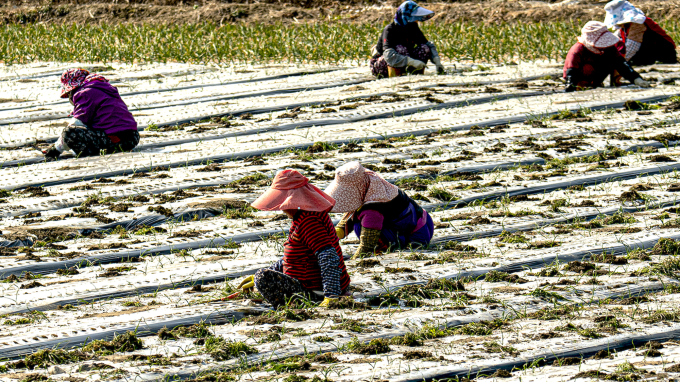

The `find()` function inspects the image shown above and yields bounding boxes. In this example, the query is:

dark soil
[326,297,369,310]
[489,370,512,378]
[148,206,174,217]
[188,199,248,211]
[19,186,50,197]
[313,353,339,363]
[648,154,675,162]
[4,0,680,27]
[552,357,581,366]
[356,259,381,268]
[590,349,613,359]
[169,230,205,238]
[402,350,432,359]
[19,280,44,289]
[619,190,643,202]
[56,267,80,276]
[196,163,222,172]
[110,203,131,212]
[562,261,598,274]
[617,296,649,305]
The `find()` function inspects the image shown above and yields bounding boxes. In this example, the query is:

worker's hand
[634,77,651,88]
[406,57,426,71]
[42,145,61,160]
[432,56,445,75]
[335,226,346,239]
[237,275,255,292]
[318,297,337,308]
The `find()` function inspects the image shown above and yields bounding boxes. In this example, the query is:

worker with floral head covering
[325,162,434,259]
[369,1,445,78]
[563,21,650,92]
[604,0,676,65]
[237,169,351,308]
[42,69,139,160]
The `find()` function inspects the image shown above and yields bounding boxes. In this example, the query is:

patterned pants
[370,44,431,78]
[62,127,140,157]
[253,269,323,308]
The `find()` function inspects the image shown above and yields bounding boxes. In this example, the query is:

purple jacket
[72,81,137,135]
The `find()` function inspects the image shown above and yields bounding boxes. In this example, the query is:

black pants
[63,127,140,157]
[253,269,323,308]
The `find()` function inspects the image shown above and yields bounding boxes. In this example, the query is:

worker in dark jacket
[563,21,650,92]
[605,0,677,66]
[369,1,445,78]
[43,69,139,159]
[238,169,351,308]
[326,161,434,259]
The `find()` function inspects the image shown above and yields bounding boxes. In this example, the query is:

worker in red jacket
[604,0,677,66]
[563,21,650,92]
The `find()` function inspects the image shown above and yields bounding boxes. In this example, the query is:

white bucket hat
[604,0,646,29]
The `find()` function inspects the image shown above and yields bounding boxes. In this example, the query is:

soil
[7,0,680,27]
[188,199,248,211]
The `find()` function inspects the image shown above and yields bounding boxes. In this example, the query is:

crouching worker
[564,21,650,92]
[42,69,139,160]
[237,169,351,308]
[326,162,434,259]
[605,0,677,66]
[370,1,445,78]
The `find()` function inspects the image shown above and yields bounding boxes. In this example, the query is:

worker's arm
[353,227,382,259]
[316,246,342,298]
[426,41,445,74]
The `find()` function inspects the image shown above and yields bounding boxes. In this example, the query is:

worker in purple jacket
[43,69,140,159]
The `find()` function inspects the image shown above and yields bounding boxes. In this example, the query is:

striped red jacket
[283,210,350,291]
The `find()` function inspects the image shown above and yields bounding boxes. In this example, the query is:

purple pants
[370,44,431,78]
[352,212,434,250]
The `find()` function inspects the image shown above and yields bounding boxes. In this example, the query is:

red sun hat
[251,169,336,212]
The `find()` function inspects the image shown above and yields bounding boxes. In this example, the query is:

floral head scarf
[578,21,621,54]
[60,68,108,98]
[325,161,400,213]
[394,1,434,26]
[604,0,646,29]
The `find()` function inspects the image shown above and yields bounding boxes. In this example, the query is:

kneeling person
[43,69,140,159]
[240,170,351,308]
[327,161,434,258]
[564,21,649,91]
[370,1,445,78]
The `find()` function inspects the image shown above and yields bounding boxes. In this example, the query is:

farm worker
[369,0,445,78]
[42,69,140,160]
[326,161,434,259]
[563,21,650,92]
[604,0,677,66]
[238,169,351,308]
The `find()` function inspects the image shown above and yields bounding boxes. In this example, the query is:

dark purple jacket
[72,81,137,135]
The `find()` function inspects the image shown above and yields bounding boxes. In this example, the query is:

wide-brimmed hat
[251,169,335,212]
[60,68,108,98]
[395,1,434,26]
[604,0,646,28]
[578,21,620,49]
[325,161,399,213]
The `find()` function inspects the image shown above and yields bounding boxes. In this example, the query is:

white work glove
[406,57,426,71]
[371,45,379,57]
[634,77,650,88]
[432,56,445,75]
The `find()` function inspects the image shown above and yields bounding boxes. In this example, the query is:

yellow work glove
[237,275,255,292]
[335,226,345,239]
[318,297,337,308]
